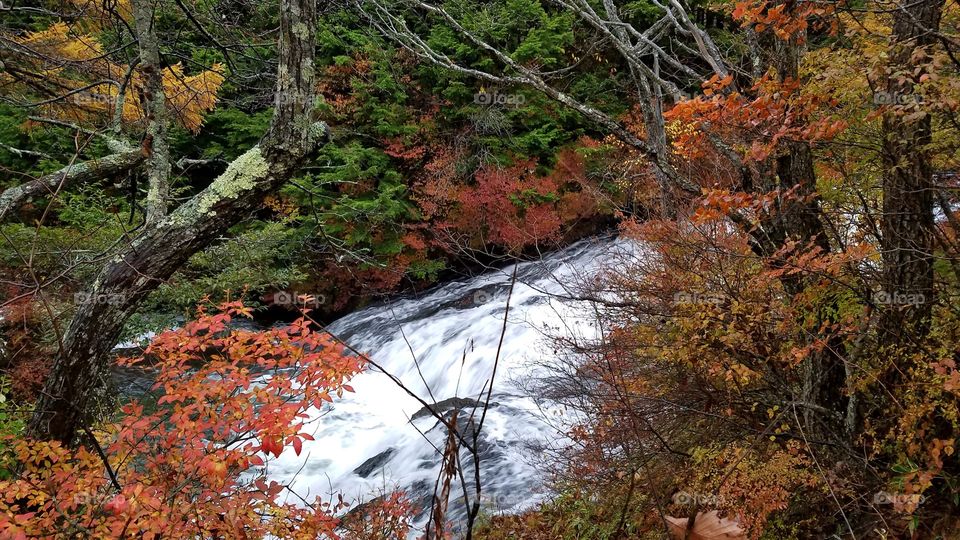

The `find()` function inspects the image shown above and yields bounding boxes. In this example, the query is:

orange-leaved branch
[0,302,374,539]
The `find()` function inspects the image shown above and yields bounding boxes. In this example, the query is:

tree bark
[878,0,944,343]
[0,150,144,221]
[26,0,324,445]
[132,0,172,226]
[750,18,846,439]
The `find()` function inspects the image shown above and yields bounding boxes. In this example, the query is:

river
[263,235,630,536]
[111,234,628,537]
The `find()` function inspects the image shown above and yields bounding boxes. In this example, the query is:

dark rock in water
[411,396,496,421]
[353,447,397,478]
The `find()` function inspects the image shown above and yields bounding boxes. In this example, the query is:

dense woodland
[1,0,959,538]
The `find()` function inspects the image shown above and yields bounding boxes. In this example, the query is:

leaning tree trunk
[878,0,944,344]
[26,0,324,445]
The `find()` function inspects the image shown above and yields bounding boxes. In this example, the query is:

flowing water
[264,235,625,536]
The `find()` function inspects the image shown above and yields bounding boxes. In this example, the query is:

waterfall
[261,235,624,536]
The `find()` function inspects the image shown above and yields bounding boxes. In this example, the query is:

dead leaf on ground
[664,510,747,540]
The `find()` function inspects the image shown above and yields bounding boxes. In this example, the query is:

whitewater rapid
[265,236,625,536]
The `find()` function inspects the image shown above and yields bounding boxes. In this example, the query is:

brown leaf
[664,511,747,540]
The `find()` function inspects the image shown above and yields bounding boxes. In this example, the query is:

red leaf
[293,436,303,456]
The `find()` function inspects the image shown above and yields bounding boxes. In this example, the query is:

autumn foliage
[5,2,224,133]
[3,0,960,536]
[438,151,597,251]
[0,303,409,539]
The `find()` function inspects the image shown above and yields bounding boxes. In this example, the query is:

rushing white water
[262,236,624,536]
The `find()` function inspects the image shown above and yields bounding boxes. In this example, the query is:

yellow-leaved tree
[4,0,223,134]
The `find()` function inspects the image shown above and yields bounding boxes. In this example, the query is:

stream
[115,235,627,537]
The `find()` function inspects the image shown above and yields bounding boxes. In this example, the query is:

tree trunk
[637,64,676,218]
[755,20,846,438]
[26,0,324,445]
[878,0,944,343]
[132,0,172,225]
